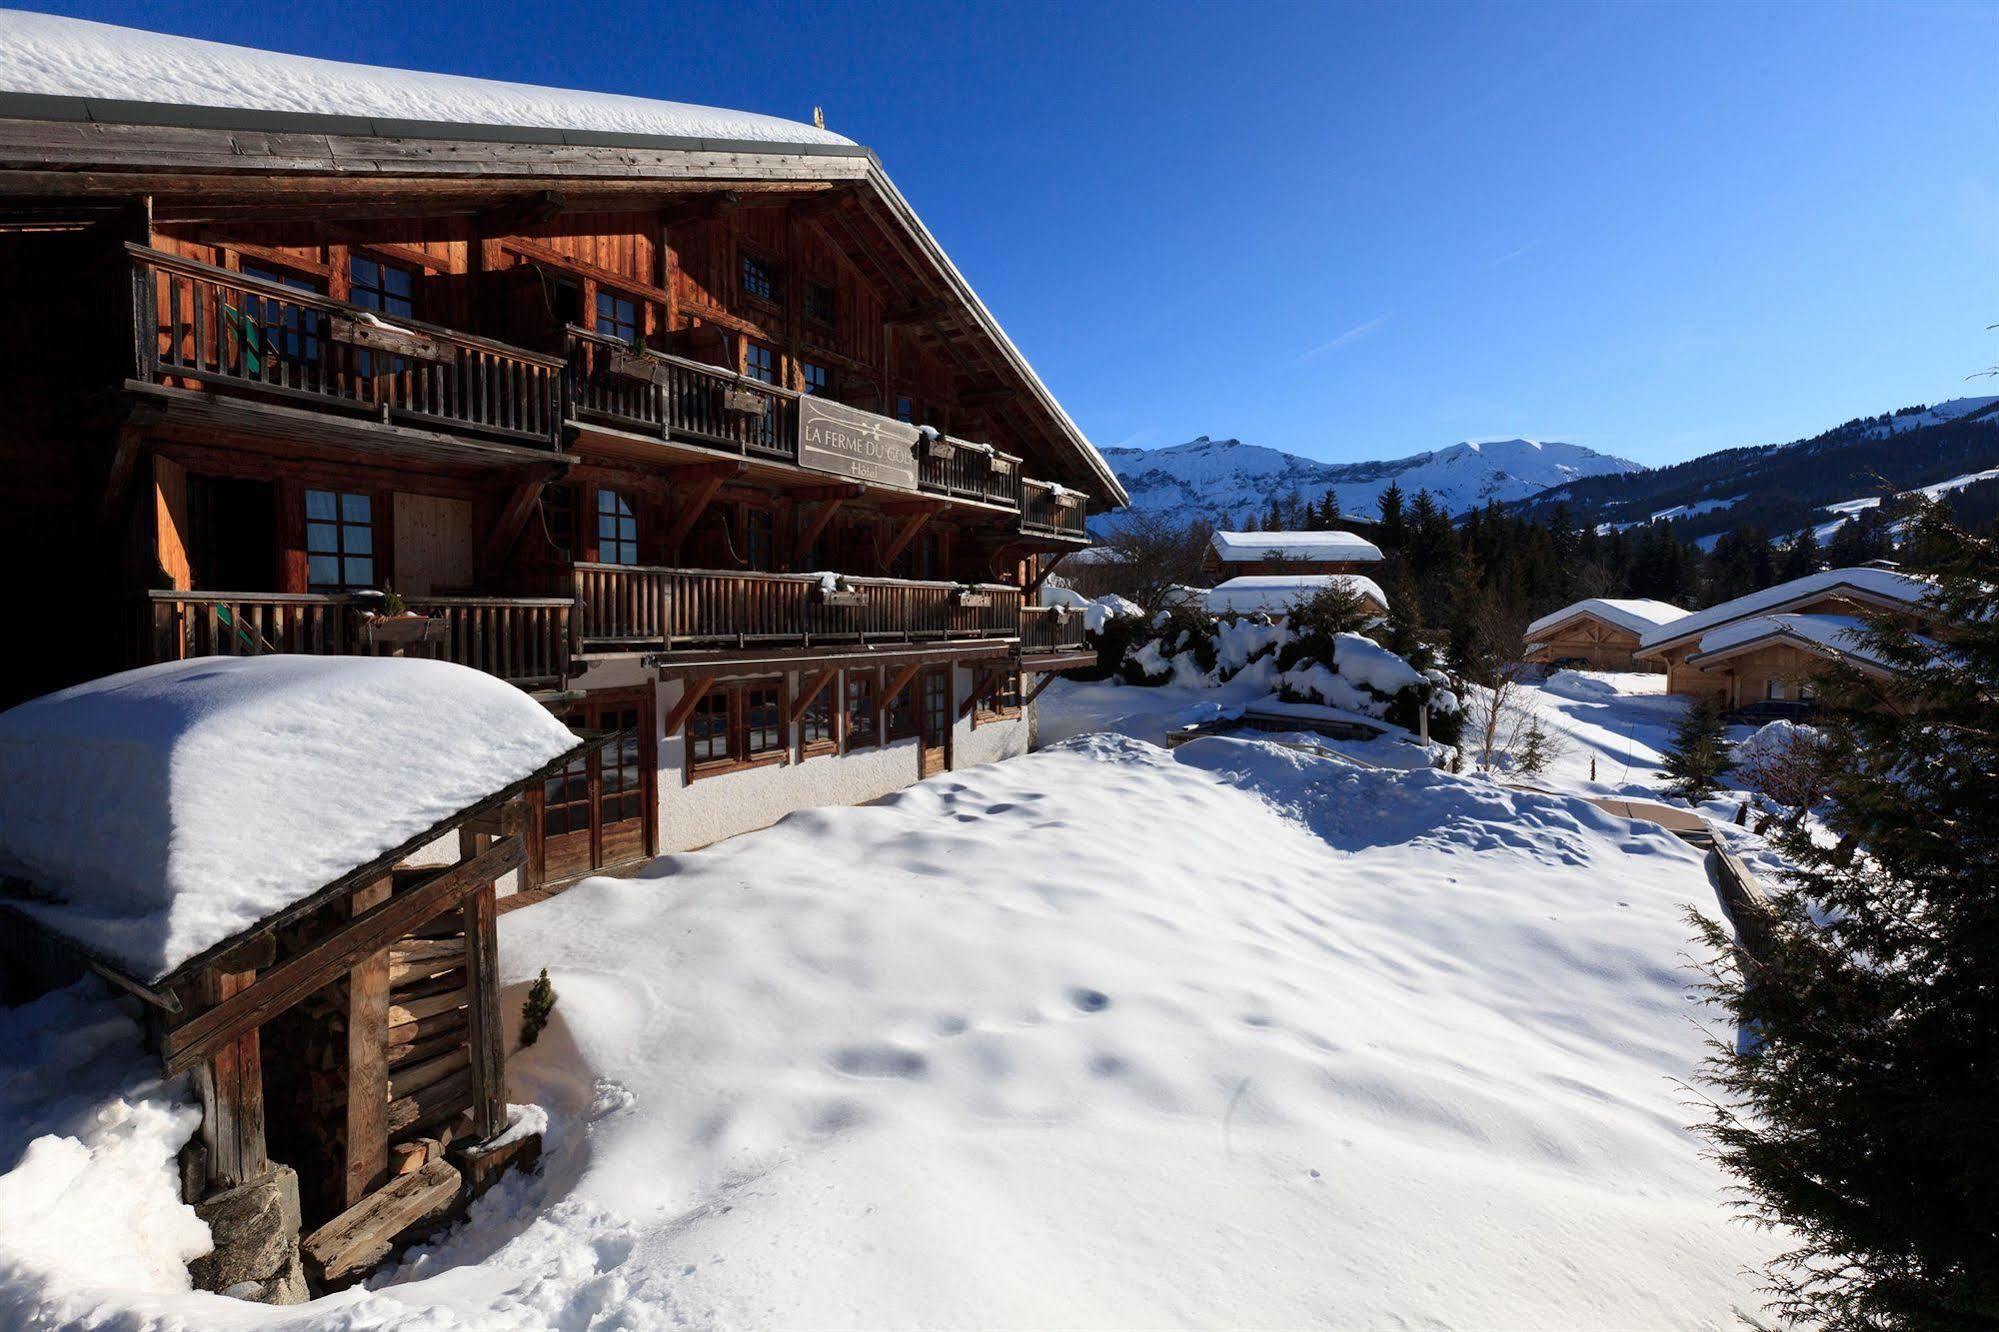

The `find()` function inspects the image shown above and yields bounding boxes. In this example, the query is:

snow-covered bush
[1734,720,1830,820]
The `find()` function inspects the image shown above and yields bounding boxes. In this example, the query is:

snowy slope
[0,735,1780,1328]
[0,10,852,146]
[1100,434,1641,531]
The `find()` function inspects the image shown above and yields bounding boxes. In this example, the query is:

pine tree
[519,968,558,1046]
[1659,695,1732,802]
[1376,482,1407,550]
[1515,720,1552,776]
[1692,499,1999,1328]
[1781,524,1821,581]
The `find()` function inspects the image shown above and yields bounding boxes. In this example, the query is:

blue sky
[27,0,1999,467]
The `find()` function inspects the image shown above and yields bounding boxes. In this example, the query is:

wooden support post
[959,665,1004,720]
[787,667,838,726]
[194,965,268,1189]
[482,477,550,570]
[1024,552,1067,598]
[662,464,740,559]
[1023,669,1064,706]
[881,659,924,712]
[342,877,392,1208]
[98,424,145,531]
[458,827,506,1141]
[794,497,846,569]
[880,507,936,571]
[661,676,716,737]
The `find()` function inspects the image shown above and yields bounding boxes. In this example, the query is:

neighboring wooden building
[0,657,590,1301]
[1205,574,1389,619]
[1634,568,1936,710]
[1200,530,1384,582]
[1522,598,1686,672]
[0,18,1124,880]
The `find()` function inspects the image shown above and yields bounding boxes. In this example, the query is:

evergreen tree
[1515,719,1552,776]
[1659,695,1733,802]
[1376,482,1407,550]
[1780,524,1821,581]
[1693,499,1999,1329]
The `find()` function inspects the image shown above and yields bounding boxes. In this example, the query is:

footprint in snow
[830,1045,929,1079]
[1068,987,1110,1013]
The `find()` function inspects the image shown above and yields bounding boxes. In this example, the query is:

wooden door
[392,493,474,596]
[535,694,655,886]
[919,666,951,778]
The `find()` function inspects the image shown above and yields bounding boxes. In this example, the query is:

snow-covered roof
[1689,613,1899,672]
[1638,567,1936,652]
[1525,598,1689,640]
[0,656,580,983]
[1210,530,1383,563]
[0,10,854,149]
[1206,574,1388,616]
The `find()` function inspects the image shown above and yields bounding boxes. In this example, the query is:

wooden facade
[1638,588,1927,711]
[0,97,1118,882]
[1523,612,1661,673]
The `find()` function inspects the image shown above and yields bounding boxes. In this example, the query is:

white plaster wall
[656,662,1028,853]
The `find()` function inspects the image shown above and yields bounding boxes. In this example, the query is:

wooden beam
[303,1157,464,1288]
[663,467,735,557]
[498,236,671,306]
[1024,669,1066,706]
[883,299,947,326]
[163,838,526,1077]
[1025,552,1068,597]
[343,877,393,1209]
[880,508,935,570]
[787,667,838,726]
[959,664,1005,719]
[661,677,716,738]
[459,828,506,1141]
[793,496,846,568]
[476,189,565,233]
[881,659,924,710]
[325,227,448,273]
[98,425,145,530]
[482,477,550,569]
[193,965,268,1189]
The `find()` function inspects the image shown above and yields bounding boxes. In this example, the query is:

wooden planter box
[1052,491,1082,511]
[953,590,992,608]
[605,347,669,387]
[720,387,767,416]
[329,317,452,364]
[360,613,443,649]
[814,588,866,608]
[922,436,957,461]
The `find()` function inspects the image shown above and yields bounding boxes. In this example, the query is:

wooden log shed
[1,729,595,1298]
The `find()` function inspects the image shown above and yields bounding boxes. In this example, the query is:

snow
[1637,565,1935,651]
[0,656,578,982]
[1693,612,1898,670]
[1206,573,1388,616]
[1858,395,1999,437]
[0,11,854,146]
[1037,585,1144,635]
[1525,597,1689,640]
[1323,630,1424,693]
[1800,464,1999,545]
[1209,528,1382,563]
[1595,495,1744,535]
[0,983,208,1323]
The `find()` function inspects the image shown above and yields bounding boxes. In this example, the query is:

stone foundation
[188,1164,307,1305]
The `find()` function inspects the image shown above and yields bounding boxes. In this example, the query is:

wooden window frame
[594,288,640,345]
[973,665,1023,726]
[685,677,792,783]
[799,670,839,759]
[595,486,640,566]
[304,486,381,593]
[800,361,832,398]
[739,250,783,311]
[742,340,779,386]
[884,671,920,742]
[803,277,836,328]
[844,668,880,753]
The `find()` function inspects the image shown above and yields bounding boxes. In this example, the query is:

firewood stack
[383,908,476,1143]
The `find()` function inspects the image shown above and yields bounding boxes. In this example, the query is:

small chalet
[0,13,1126,887]
[1523,598,1687,672]
[1201,530,1384,582]
[1206,574,1389,619]
[1634,567,1937,711]
[0,657,589,1302]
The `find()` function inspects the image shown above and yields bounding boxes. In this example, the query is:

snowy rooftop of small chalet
[1525,597,1689,640]
[0,10,856,149]
[1207,574,1388,616]
[0,656,579,983]
[1691,613,1898,670]
[1638,566,1935,650]
[1211,530,1383,563]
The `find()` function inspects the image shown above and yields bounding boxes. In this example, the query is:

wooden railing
[1020,480,1090,539]
[1019,605,1090,653]
[141,591,573,688]
[130,245,565,449]
[571,564,1024,650]
[918,441,1024,508]
[565,327,797,462]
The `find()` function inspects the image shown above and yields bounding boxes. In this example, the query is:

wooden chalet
[1521,598,1685,672]
[1199,529,1384,582]
[1633,567,1937,714]
[0,17,1126,882]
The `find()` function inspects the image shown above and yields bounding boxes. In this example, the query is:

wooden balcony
[141,591,574,689]
[1018,605,1090,654]
[130,245,566,450]
[572,564,1024,653]
[563,330,1081,530]
[1021,479,1090,540]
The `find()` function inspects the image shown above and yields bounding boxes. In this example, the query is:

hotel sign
[798,397,920,489]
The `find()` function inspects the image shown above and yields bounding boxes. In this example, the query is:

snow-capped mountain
[1097,435,1643,531]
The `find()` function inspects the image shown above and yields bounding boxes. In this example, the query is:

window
[305,489,374,591]
[688,690,732,766]
[240,261,325,369]
[595,289,639,344]
[740,253,779,305]
[542,750,591,836]
[743,342,778,385]
[746,681,784,757]
[348,254,415,379]
[884,674,918,740]
[744,507,775,571]
[599,706,645,825]
[800,362,830,397]
[596,488,639,565]
[804,279,835,326]
[976,667,1024,723]
[800,674,837,754]
[845,670,878,751]
[894,395,915,424]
